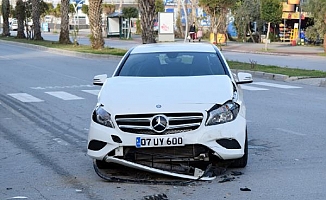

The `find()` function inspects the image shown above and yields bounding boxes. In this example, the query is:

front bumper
[87,114,246,161]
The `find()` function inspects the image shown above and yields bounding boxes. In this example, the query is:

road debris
[240,187,251,191]
[142,193,168,200]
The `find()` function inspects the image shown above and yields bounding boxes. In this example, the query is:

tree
[199,0,238,39]
[234,0,260,42]
[15,0,26,38]
[88,0,104,49]
[41,2,52,18]
[59,0,71,44]
[122,7,138,39]
[31,0,43,40]
[81,4,88,15]
[1,0,10,36]
[260,0,282,50]
[10,5,15,18]
[102,3,115,15]
[175,0,183,38]
[155,0,164,14]
[138,0,156,43]
[304,0,326,52]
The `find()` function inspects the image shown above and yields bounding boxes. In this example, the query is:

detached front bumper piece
[92,156,227,185]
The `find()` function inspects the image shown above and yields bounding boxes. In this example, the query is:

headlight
[206,101,239,126]
[92,105,115,128]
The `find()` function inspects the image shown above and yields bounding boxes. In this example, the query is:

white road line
[82,89,100,95]
[274,128,306,136]
[31,84,95,90]
[240,85,269,91]
[8,93,44,103]
[251,82,302,89]
[45,91,84,100]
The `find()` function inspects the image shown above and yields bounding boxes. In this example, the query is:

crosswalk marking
[82,90,100,96]
[251,82,302,89]
[45,91,84,100]
[8,93,44,102]
[240,85,269,91]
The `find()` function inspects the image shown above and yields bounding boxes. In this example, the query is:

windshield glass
[117,52,227,77]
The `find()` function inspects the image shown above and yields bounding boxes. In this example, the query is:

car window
[118,52,226,77]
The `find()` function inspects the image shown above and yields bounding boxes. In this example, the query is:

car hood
[98,75,234,114]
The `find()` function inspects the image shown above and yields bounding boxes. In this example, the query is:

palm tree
[59,0,71,44]
[88,0,104,49]
[138,0,156,43]
[1,0,10,36]
[15,0,26,38]
[31,0,43,40]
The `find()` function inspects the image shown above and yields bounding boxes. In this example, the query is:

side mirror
[236,72,253,84]
[93,74,107,86]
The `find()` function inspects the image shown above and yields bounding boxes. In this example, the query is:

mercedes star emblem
[151,115,168,133]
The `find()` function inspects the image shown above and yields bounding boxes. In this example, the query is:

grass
[0,36,127,56]
[228,61,326,78]
[1,36,325,78]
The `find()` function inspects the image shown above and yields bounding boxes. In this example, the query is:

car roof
[130,43,217,54]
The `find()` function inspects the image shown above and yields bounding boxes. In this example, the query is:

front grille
[115,113,203,135]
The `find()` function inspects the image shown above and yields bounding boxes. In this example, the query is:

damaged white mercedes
[87,43,253,182]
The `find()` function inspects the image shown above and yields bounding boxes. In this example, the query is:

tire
[229,130,248,168]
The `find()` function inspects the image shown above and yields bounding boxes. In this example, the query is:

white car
[9,19,18,31]
[87,43,253,180]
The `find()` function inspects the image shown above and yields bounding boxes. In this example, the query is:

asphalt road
[1,41,326,200]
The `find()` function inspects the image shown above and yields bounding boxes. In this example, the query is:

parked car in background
[87,43,253,181]
[9,19,18,31]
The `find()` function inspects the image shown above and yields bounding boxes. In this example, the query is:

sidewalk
[76,29,325,56]
[221,41,325,56]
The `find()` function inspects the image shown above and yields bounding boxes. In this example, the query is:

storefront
[279,1,312,43]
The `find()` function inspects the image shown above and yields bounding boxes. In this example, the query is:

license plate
[136,136,184,148]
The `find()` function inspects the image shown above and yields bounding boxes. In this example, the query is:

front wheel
[229,131,248,168]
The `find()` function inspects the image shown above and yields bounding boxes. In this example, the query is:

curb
[0,39,122,60]
[222,49,322,57]
[231,69,326,87]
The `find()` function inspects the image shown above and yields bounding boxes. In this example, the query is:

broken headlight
[206,101,239,126]
[92,106,114,128]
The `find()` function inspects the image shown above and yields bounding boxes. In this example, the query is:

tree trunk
[31,0,43,40]
[59,0,71,44]
[191,0,196,24]
[1,0,10,36]
[139,0,156,44]
[89,0,104,49]
[264,22,271,51]
[248,23,255,43]
[16,0,26,39]
[176,0,183,38]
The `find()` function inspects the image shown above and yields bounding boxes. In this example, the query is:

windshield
[117,52,227,77]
